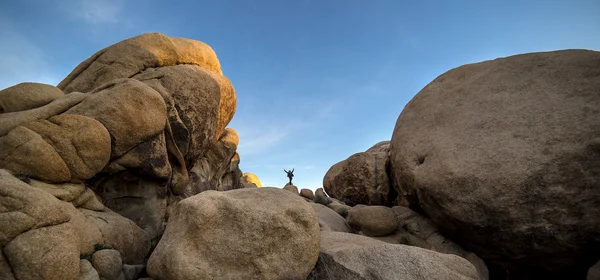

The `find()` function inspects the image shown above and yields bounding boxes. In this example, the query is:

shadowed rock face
[389,49,600,278]
[323,142,393,206]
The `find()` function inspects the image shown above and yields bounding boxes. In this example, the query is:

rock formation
[323,141,393,206]
[0,33,249,279]
[241,172,262,187]
[3,32,599,280]
[309,231,479,280]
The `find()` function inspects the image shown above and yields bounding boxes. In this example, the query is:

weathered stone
[135,65,236,164]
[300,188,315,200]
[0,126,71,182]
[91,249,122,280]
[107,132,172,180]
[0,82,64,113]
[58,32,223,94]
[66,79,167,157]
[0,251,15,280]
[0,92,88,136]
[0,169,71,245]
[314,187,331,205]
[389,49,600,278]
[310,202,351,233]
[4,223,79,280]
[327,199,352,218]
[308,231,479,280]
[323,150,390,206]
[98,173,167,242]
[283,183,299,195]
[241,172,262,187]
[147,188,320,280]
[383,206,489,280]
[81,208,151,265]
[188,128,239,193]
[79,259,100,280]
[347,206,399,237]
[23,114,111,182]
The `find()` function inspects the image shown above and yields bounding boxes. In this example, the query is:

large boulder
[308,231,479,280]
[147,187,320,280]
[0,82,64,113]
[389,49,600,278]
[323,142,392,206]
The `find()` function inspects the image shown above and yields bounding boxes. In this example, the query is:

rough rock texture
[283,183,299,195]
[346,206,399,237]
[79,260,100,280]
[188,128,241,193]
[0,82,64,113]
[58,32,223,94]
[96,175,167,243]
[91,249,123,280]
[314,187,332,205]
[310,203,351,233]
[147,188,320,280]
[0,92,88,136]
[66,79,167,158]
[241,172,262,187]
[5,223,79,280]
[29,179,104,211]
[300,188,315,200]
[308,231,479,280]
[327,199,352,218]
[323,145,392,206]
[389,49,600,278]
[133,64,236,165]
[23,114,111,181]
[384,206,489,280]
[0,169,150,276]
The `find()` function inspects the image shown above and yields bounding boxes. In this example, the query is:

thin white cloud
[236,126,292,156]
[70,0,124,24]
[0,26,61,89]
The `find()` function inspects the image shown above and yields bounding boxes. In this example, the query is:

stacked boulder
[0,33,249,279]
[323,141,393,206]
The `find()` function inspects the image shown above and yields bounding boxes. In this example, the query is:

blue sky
[1,1,599,191]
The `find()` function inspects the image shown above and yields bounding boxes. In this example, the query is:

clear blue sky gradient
[1,1,599,190]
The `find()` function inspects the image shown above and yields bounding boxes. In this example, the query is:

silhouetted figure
[284,168,294,184]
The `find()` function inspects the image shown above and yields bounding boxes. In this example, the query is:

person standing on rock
[284,169,294,184]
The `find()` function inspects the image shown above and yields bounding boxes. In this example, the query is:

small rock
[300,188,315,200]
[314,188,331,205]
